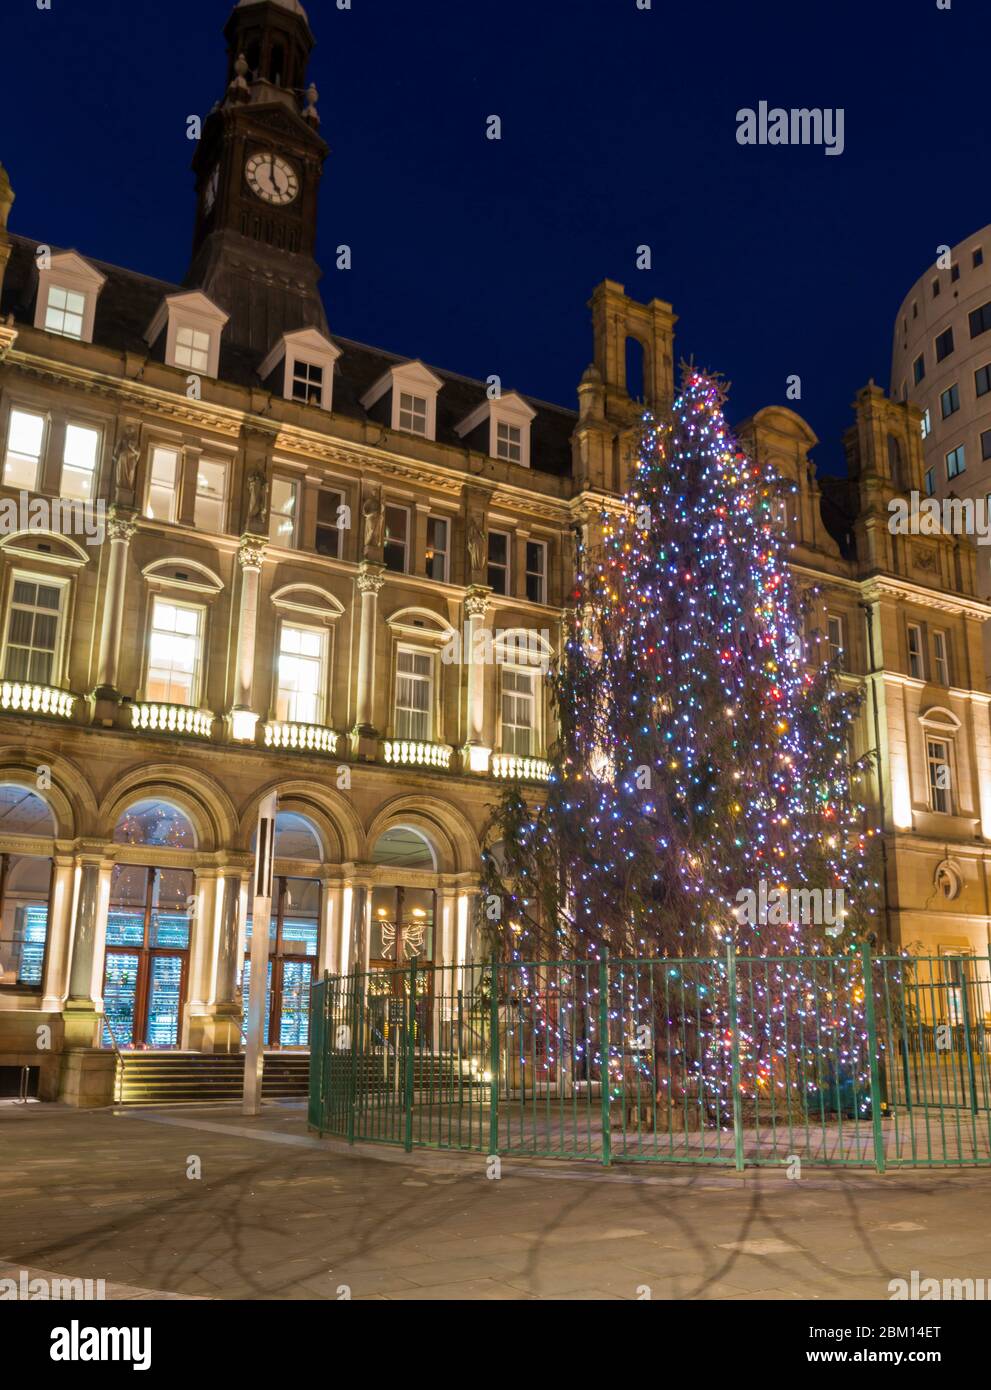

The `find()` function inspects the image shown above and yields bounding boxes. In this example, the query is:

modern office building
[0,0,989,1103]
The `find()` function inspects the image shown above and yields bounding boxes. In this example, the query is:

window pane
[4,410,44,490]
[146,447,179,522]
[61,423,99,501]
[269,478,297,546]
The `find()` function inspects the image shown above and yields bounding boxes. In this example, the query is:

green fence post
[404,960,416,1152]
[488,957,500,1158]
[861,941,886,1174]
[726,941,745,1172]
[348,972,360,1146]
[599,953,611,1167]
[958,958,980,1116]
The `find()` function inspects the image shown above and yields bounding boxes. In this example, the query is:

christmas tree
[482,369,881,1119]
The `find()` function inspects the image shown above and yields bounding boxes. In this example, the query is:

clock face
[245,151,299,206]
[203,165,219,214]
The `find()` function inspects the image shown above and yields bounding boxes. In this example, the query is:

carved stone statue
[362,492,385,555]
[112,429,139,496]
[246,469,268,527]
[466,516,485,577]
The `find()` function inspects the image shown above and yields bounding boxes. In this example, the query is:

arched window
[113,799,196,849]
[0,784,55,989]
[105,799,196,1048]
[243,811,323,1048]
[372,825,436,869]
[250,810,323,863]
[0,784,56,836]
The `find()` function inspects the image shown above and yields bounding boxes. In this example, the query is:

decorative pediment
[141,556,224,598]
[271,582,345,623]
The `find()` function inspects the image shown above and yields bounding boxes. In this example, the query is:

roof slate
[1,234,576,476]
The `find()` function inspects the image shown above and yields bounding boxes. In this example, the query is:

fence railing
[308,946,991,1169]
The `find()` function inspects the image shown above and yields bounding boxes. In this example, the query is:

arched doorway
[368,826,437,1043]
[0,784,56,990]
[242,811,323,1048]
[103,799,196,1048]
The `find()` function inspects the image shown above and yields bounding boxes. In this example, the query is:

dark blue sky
[3,0,987,474]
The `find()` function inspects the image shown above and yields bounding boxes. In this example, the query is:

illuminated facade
[0,0,989,1103]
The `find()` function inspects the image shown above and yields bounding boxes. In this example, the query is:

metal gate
[308,948,991,1169]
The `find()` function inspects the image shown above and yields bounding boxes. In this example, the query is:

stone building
[0,0,989,1102]
[890,224,991,673]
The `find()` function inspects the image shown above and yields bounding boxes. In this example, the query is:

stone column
[62,858,110,1048]
[461,586,492,772]
[320,875,341,975]
[41,855,75,1012]
[181,870,217,1050]
[351,564,385,758]
[93,511,137,712]
[190,869,244,1054]
[230,535,266,742]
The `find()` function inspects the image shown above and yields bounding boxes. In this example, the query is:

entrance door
[368,885,434,1047]
[241,877,320,1048]
[102,866,193,1048]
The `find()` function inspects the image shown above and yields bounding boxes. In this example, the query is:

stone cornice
[3,347,576,517]
[860,573,991,621]
[0,322,17,362]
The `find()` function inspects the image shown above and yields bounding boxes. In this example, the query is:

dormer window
[175,325,211,372]
[45,286,85,339]
[360,360,443,441]
[455,391,536,469]
[496,421,522,463]
[144,291,228,380]
[399,392,428,436]
[33,252,106,345]
[259,328,340,411]
[292,360,324,405]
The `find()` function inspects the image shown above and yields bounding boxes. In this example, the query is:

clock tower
[185,0,330,353]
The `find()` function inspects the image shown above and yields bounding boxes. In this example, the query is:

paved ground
[3,1100,991,1300]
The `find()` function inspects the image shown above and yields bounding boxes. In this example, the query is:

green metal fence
[308,946,991,1169]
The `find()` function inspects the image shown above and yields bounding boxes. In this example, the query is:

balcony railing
[382,739,453,770]
[264,720,339,754]
[0,681,76,719]
[130,702,214,738]
[490,753,551,782]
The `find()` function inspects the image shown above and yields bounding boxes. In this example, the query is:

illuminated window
[496,421,522,463]
[501,667,535,756]
[44,285,86,339]
[3,580,62,685]
[173,325,211,372]
[827,614,844,669]
[146,446,179,522]
[3,409,46,491]
[269,477,298,547]
[61,423,100,501]
[394,647,433,742]
[398,392,428,435]
[276,623,326,725]
[932,629,950,686]
[145,598,203,707]
[194,459,227,532]
[927,738,952,814]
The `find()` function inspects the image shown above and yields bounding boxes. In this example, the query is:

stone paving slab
[3,1101,991,1301]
